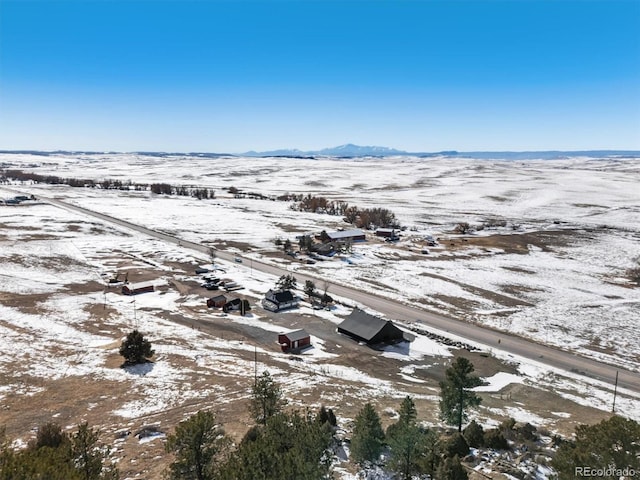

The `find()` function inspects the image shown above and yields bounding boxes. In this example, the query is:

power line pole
[254,346,258,388]
[612,370,619,413]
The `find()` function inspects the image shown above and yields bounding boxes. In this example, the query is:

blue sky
[1,0,639,152]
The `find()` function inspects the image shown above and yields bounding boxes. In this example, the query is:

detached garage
[278,329,311,353]
[337,308,411,345]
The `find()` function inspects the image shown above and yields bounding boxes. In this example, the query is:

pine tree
[552,416,640,477]
[71,423,118,480]
[165,410,230,480]
[462,420,484,448]
[250,371,287,425]
[304,280,316,299]
[0,423,118,480]
[350,403,385,465]
[276,274,297,291]
[386,396,428,480]
[436,455,468,480]
[218,411,333,480]
[439,357,482,432]
[119,330,154,366]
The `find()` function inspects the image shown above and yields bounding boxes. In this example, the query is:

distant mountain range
[244,144,412,157]
[1,145,639,160]
[243,144,640,159]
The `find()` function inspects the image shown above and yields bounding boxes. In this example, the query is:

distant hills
[244,143,411,157]
[243,144,640,159]
[1,145,639,160]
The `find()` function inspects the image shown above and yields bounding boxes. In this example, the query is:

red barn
[278,329,311,353]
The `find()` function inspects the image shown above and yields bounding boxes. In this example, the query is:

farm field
[1,152,639,478]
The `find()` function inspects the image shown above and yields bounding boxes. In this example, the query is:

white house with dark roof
[261,289,299,312]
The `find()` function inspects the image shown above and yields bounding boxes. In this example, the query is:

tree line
[292,194,399,229]
[226,186,400,230]
[0,169,215,200]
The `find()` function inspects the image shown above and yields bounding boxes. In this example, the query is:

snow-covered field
[2,152,638,370]
[1,152,639,478]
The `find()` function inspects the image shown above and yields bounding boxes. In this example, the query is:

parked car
[234,256,242,263]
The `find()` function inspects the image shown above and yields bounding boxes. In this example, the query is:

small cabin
[122,281,155,296]
[278,329,311,353]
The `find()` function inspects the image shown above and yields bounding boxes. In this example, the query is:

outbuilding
[326,229,366,243]
[278,329,311,353]
[122,281,155,295]
[337,307,411,345]
[206,294,227,308]
[375,228,397,238]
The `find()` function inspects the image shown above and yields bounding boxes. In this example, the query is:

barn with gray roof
[337,307,412,345]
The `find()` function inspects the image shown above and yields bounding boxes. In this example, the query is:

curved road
[29,193,640,394]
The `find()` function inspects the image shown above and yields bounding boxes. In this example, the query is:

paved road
[28,192,640,394]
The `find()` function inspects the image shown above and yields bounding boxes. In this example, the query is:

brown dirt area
[0,226,627,478]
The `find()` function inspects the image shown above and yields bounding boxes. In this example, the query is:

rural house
[262,289,299,312]
[278,329,311,353]
[122,281,155,295]
[206,294,227,308]
[337,307,411,345]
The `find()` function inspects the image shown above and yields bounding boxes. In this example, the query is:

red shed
[122,281,155,295]
[278,329,311,353]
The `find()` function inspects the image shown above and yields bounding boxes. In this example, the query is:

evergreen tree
[0,422,118,480]
[350,403,385,465]
[276,274,297,291]
[304,280,317,299]
[119,330,154,366]
[165,410,230,480]
[439,357,482,432]
[30,422,68,450]
[552,416,640,478]
[218,411,333,480]
[283,239,292,252]
[436,455,468,480]
[386,397,428,480]
[71,423,118,480]
[443,433,469,459]
[462,420,484,448]
[250,371,287,426]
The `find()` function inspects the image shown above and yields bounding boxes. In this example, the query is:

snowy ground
[1,152,639,477]
[2,152,638,371]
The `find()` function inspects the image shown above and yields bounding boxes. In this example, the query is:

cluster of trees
[150,183,215,199]
[343,206,398,230]
[2,169,138,190]
[351,397,469,480]
[276,274,297,291]
[552,415,640,478]
[292,195,350,216]
[0,423,119,480]
[2,359,639,479]
[1,169,215,200]
[165,371,336,480]
[291,194,400,229]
